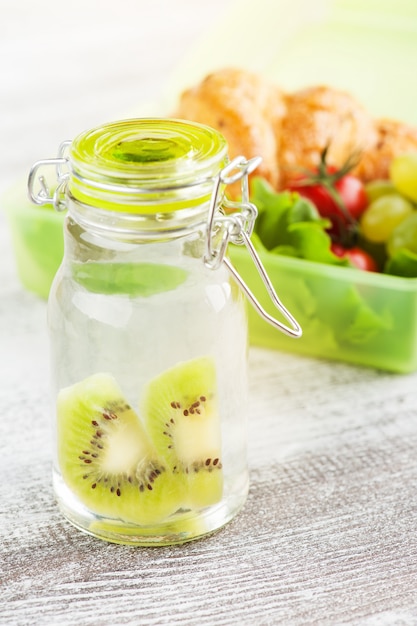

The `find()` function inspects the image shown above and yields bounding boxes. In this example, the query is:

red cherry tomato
[289,173,368,232]
[333,175,369,221]
[287,149,369,238]
[331,243,378,272]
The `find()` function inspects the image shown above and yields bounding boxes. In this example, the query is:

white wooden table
[1,2,417,624]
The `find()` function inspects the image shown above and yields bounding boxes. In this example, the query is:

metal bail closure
[27,141,71,212]
[205,156,302,339]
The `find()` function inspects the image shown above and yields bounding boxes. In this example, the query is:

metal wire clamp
[205,156,302,338]
[27,141,71,211]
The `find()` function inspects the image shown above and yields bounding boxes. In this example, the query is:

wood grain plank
[2,334,417,625]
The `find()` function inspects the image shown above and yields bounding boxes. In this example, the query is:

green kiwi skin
[57,373,181,525]
[142,356,223,508]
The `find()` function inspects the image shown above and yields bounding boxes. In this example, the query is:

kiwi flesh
[57,373,181,525]
[142,356,223,508]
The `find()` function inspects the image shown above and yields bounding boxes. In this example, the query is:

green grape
[360,194,414,243]
[390,152,417,202]
[365,179,396,203]
[387,212,417,257]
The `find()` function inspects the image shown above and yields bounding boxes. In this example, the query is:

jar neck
[66,191,221,242]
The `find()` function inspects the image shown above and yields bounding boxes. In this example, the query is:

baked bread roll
[278,85,378,187]
[353,118,417,182]
[175,67,287,196]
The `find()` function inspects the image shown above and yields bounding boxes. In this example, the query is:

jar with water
[28,118,300,545]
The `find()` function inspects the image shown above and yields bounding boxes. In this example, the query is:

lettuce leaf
[384,248,417,277]
[247,177,393,348]
[251,177,347,266]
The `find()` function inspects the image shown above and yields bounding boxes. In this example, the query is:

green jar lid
[68,118,229,214]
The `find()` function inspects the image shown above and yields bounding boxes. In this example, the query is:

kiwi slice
[142,357,223,508]
[57,373,180,525]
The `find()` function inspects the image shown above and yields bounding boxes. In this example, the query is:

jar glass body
[48,200,249,545]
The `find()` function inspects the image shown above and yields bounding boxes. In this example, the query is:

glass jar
[28,118,300,546]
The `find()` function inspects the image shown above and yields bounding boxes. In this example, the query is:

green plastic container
[229,246,417,373]
[3,184,64,300]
